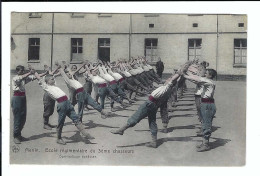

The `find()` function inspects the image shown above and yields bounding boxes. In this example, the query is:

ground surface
[9,76,246,166]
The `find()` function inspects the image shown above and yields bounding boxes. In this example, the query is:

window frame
[188,38,202,61]
[149,24,155,28]
[98,38,111,48]
[98,38,111,62]
[28,38,40,62]
[71,38,83,62]
[233,38,247,68]
[192,23,198,27]
[144,38,158,62]
[238,23,244,27]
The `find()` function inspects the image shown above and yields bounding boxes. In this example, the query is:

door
[98,38,110,62]
[145,38,158,62]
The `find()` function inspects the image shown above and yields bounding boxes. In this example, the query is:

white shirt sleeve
[38,78,48,91]
[200,77,214,85]
[60,70,71,85]
[25,74,36,84]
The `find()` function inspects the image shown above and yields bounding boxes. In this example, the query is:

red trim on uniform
[76,87,84,93]
[118,78,125,83]
[57,96,68,103]
[148,95,156,103]
[201,98,215,103]
[109,80,117,85]
[98,83,107,88]
[13,91,25,96]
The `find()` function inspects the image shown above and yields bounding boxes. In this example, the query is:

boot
[197,138,210,152]
[56,128,66,145]
[145,135,157,148]
[44,124,52,130]
[100,110,108,119]
[57,138,66,145]
[110,124,129,135]
[75,122,95,139]
[13,137,21,144]
[48,124,57,128]
[161,123,168,133]
[43,116,51,130]
[111,107,116,112]
[18,135,28,142]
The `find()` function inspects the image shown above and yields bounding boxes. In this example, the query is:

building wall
[131,14,217,33]
[131,33,217,73]
[11,35,52,70]
[10,12,247,78]
[11,12,52,34]
[52,34,130,64]
[218,14,247,32]
[217,33,247,75]
[53,13,130,33]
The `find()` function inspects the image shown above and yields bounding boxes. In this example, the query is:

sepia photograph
[2,1,260,176]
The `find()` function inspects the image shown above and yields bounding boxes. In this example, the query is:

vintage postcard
[3,2,260,176]
[9,11,246,166]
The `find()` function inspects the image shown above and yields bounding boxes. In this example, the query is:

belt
[201,98,215,103]
[148,95,157,103]
[98,83,107,88]
[118,78,125,83]
[76,87,84,94]
[109,80,117,85]
[57,96,68,103]
[13,91,25,96]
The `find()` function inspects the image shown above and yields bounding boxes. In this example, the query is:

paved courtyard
[9,76,246,166]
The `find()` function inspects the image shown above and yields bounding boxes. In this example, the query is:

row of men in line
[110,60,216,152]
[11,57,164,145]
[12,57,216,152]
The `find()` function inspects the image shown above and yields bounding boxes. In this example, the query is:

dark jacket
[156,61,164,72]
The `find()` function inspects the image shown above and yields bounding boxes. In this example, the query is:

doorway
[98,38,110,62]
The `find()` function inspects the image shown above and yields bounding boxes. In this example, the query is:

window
[193,23,198,27]
[29,12,42,18]
[145,38,158,62]
[98,38,110,47]
[149,24,154,28]
[98,38,110,62]
[28,38,40,61]
[71,38,83,61]
[71,13,85,18]
[238,23,244,27]
[234,39,247,67]
[188,39,202,60]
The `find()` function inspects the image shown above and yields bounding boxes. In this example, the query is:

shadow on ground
[84,120,119,129]
[117,135,230,151]
[63,131,97,144]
